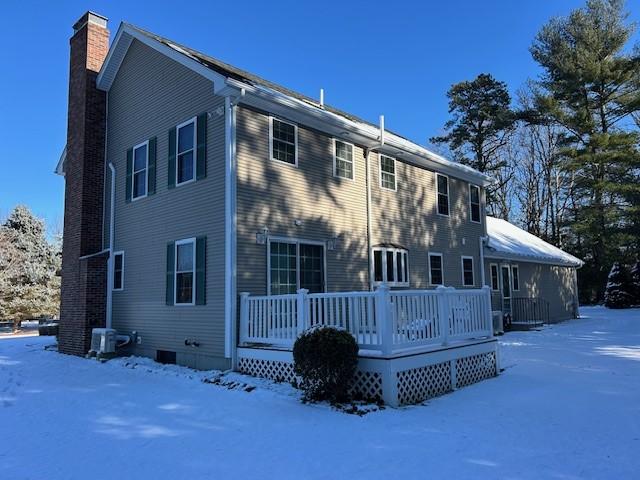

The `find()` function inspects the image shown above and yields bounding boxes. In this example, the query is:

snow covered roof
[485,217,583,268]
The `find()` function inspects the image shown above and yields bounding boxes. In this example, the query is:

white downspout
[225,88,243,370]
[106,162,116,329]
[365,115,385,290]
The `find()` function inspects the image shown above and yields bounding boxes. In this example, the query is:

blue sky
[1,0,639,233]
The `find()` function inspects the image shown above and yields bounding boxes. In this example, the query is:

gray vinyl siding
[236,107,370,295]
[105,39,228,370]
[484,258,578,322]
[235,106,486,296]
[370,158,484,289]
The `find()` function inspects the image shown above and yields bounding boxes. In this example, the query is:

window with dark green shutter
[148,137,157,195]
[167,237,206,306]
[131,141,149,200]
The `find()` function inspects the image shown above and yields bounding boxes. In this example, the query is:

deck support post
[239,292,250,346]
[296,289,309,336]
[437,285,451,346]
[375,283,392,356]
[482,285,493,338]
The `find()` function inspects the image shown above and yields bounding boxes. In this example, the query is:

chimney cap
[73,11,108,33]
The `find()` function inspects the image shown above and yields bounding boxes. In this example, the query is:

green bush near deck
[293,327,358,403]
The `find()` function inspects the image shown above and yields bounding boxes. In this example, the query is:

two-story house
[56,12,580,406]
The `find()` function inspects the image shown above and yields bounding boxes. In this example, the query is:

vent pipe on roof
[319,88,324,108]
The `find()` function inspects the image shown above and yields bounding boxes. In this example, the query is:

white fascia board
[483,249,583,268]
[96,23,228,92]
[225,78,494,187]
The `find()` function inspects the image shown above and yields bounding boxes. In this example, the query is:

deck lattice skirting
[237,285,499,407]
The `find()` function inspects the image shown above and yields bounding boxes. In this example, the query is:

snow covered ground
[1,306,639,480]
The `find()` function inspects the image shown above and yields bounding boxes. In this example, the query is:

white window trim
[176,116,197,187]
[174,237,196,306]
[371,246,409,287]
[461,255,475,287]
[333,139,355,181]
[266,236,327,295]
[379,155,397,191]
[469,184,481,224]
[131,140,149,201]
[269,117,298,167]
[436,173,450,217]
[511,265,520,291]
[489,263,499,291]
[428,252,444,286]
[113,251,125,291]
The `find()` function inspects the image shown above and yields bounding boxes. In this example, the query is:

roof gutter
[225,77,494,187]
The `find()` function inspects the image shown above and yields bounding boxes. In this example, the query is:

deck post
[239,292,250,344]
[296,288,309,336]
[436,285,450,346]
[375,283,392,356]
[482,285,493,338]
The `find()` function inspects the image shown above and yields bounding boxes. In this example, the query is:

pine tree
[0,206,61,329]
[430,73,516,218]
[604,262,633,308]
[530,0,640,303]
[630,261,640,306]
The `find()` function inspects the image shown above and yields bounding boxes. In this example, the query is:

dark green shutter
[125,148,133,203]
[195,236,206,305]
[148,137,157,195]
[168,127,177,188]
[166,242,175,306]
[196,112,207,180]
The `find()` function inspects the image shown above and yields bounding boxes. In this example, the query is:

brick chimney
[58,12,110,355]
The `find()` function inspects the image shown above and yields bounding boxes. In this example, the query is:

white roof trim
[96,24,228,93]
[95,23,493,186]
[484,216,583,268]
[55,145,67,176]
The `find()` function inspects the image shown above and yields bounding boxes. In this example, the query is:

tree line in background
[431,0,640,304]
[0,205,61,328]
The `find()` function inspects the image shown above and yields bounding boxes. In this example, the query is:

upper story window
[270,118,298,165]
[132,142,148,200]
[334,140,354,180]
[461,256,474,286]
[113,251,124,291]
[511,265,520,291]
[437,174,449,216]
[175,238,196,305]
[372,246,408,286]
[490,264,499,291]
[469,184,481,223]
[379,155,396,191]
[177,118,196,185]
[428,252,444,286]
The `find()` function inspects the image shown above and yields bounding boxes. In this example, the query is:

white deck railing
[239,285,493,355]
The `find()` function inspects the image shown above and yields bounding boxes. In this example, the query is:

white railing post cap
[240,292,250,298]
[376,282,390,292]
[297,288,309,295]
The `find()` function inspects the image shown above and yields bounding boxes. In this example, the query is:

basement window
[437,174,449,216]
[156,350,176,365]
[372,246,409,286]
[270,118,298,165]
